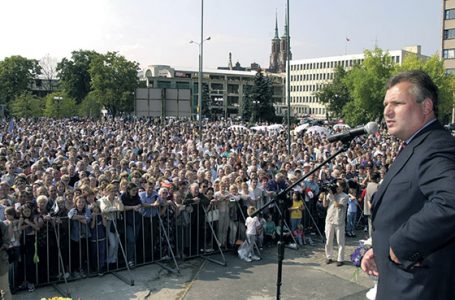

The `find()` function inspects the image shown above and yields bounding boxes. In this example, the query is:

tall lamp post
[286,0,291,154]
[190,36,211,141]
[189,0,210,142]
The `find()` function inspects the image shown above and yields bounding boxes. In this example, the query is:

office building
[442,0,455,73]
[286,46,426,119]
[139,65,284,119]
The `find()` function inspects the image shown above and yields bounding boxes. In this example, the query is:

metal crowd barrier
[9,203,231,297]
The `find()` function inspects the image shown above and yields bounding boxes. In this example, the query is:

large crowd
[0,117,402,296]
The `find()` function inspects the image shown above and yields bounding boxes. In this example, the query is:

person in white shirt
[322,179,348,267]
[240,206,261,262]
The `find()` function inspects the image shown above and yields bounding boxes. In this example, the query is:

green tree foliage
[57,50,100,104]
[44,92,78,118]
[343,48,395,125]
[395,54,455,123]
[79,91,102,118]
[0,56,41,104]
[9,92,43,118]
[315,65,350,119]
[201,83,210,118]
[241,85,253,121]
[246,71,276,123]
[320,48,455,126]
[89,52,139,116]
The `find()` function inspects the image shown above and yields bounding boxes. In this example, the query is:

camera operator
[321,179,348,267]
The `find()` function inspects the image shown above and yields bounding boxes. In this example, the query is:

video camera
[320,180,338,194]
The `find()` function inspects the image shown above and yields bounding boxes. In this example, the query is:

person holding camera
[322,179,348,266]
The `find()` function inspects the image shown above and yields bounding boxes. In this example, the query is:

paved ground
[13,234,374,300]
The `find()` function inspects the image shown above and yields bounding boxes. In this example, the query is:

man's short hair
[387,70,439,116]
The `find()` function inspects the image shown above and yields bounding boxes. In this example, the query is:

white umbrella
[228,125,250,132]
[250,125,268,131]
[306,125,329,136]
[294,123,310,133]
[333,123,351,130]
[267,124,284,131]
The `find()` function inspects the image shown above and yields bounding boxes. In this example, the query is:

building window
[176,81,189,89]
[446,9,455,20]
[443,49,455,59]
[444,29,455,40]
[157,81,172,88]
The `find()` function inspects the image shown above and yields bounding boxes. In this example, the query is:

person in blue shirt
[138,178,159,262]
[346,187,358,237]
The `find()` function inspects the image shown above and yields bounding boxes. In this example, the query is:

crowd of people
[0,115,403,298]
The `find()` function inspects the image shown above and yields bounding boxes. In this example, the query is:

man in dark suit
[361,70,455,300]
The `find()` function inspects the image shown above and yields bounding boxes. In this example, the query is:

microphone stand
[253,142,350,300]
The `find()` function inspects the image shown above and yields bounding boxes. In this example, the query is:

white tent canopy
[267,124,284,131]
[333,123,351,130]
[306,125,329,136]
[228,125,251,133]
[294,123,310,133]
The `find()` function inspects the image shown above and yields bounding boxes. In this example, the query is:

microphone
[327,122,378,143]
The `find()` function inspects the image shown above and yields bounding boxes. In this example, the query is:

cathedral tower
[269,10,291,73]
[269,13,280,73]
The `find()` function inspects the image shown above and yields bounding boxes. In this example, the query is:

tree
[315,65,350,119]
[44,92,78,118]
[9,92,43,118]
[39,54,58,92]
[89,52,139,117]
[57,50,100,103]
[201,83,210,118]
[343,48,395,125]
[241,85,253,121]
[245,70,276,123]
[395,54,455,124]
[0,56,41,104]
[79,91,102,118]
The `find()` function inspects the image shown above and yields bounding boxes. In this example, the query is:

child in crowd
[51,196,70,280]
[18,203,39,292]
[89,203,106,275]
[68,196,91,278]
[263,213,277,247]
[257,213,266,250]
[239,206,261,262]
[289,191,304,232]
[346,187,358,237]
[276,219,296,248]
[4,207,21,293]
[293,223,305,246]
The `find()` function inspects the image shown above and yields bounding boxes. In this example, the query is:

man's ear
[423,98,434,116]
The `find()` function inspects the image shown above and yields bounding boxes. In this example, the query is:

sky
[0,0,443,71]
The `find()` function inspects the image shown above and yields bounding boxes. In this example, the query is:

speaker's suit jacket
[372,121,455,300]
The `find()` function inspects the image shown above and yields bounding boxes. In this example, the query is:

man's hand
[361,248,379,276]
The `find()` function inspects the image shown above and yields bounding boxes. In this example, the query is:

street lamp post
[286,0,291,154]
[190,35,211,141]
[188,0,211,142]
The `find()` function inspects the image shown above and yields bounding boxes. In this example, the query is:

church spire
[274,10,279,39]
